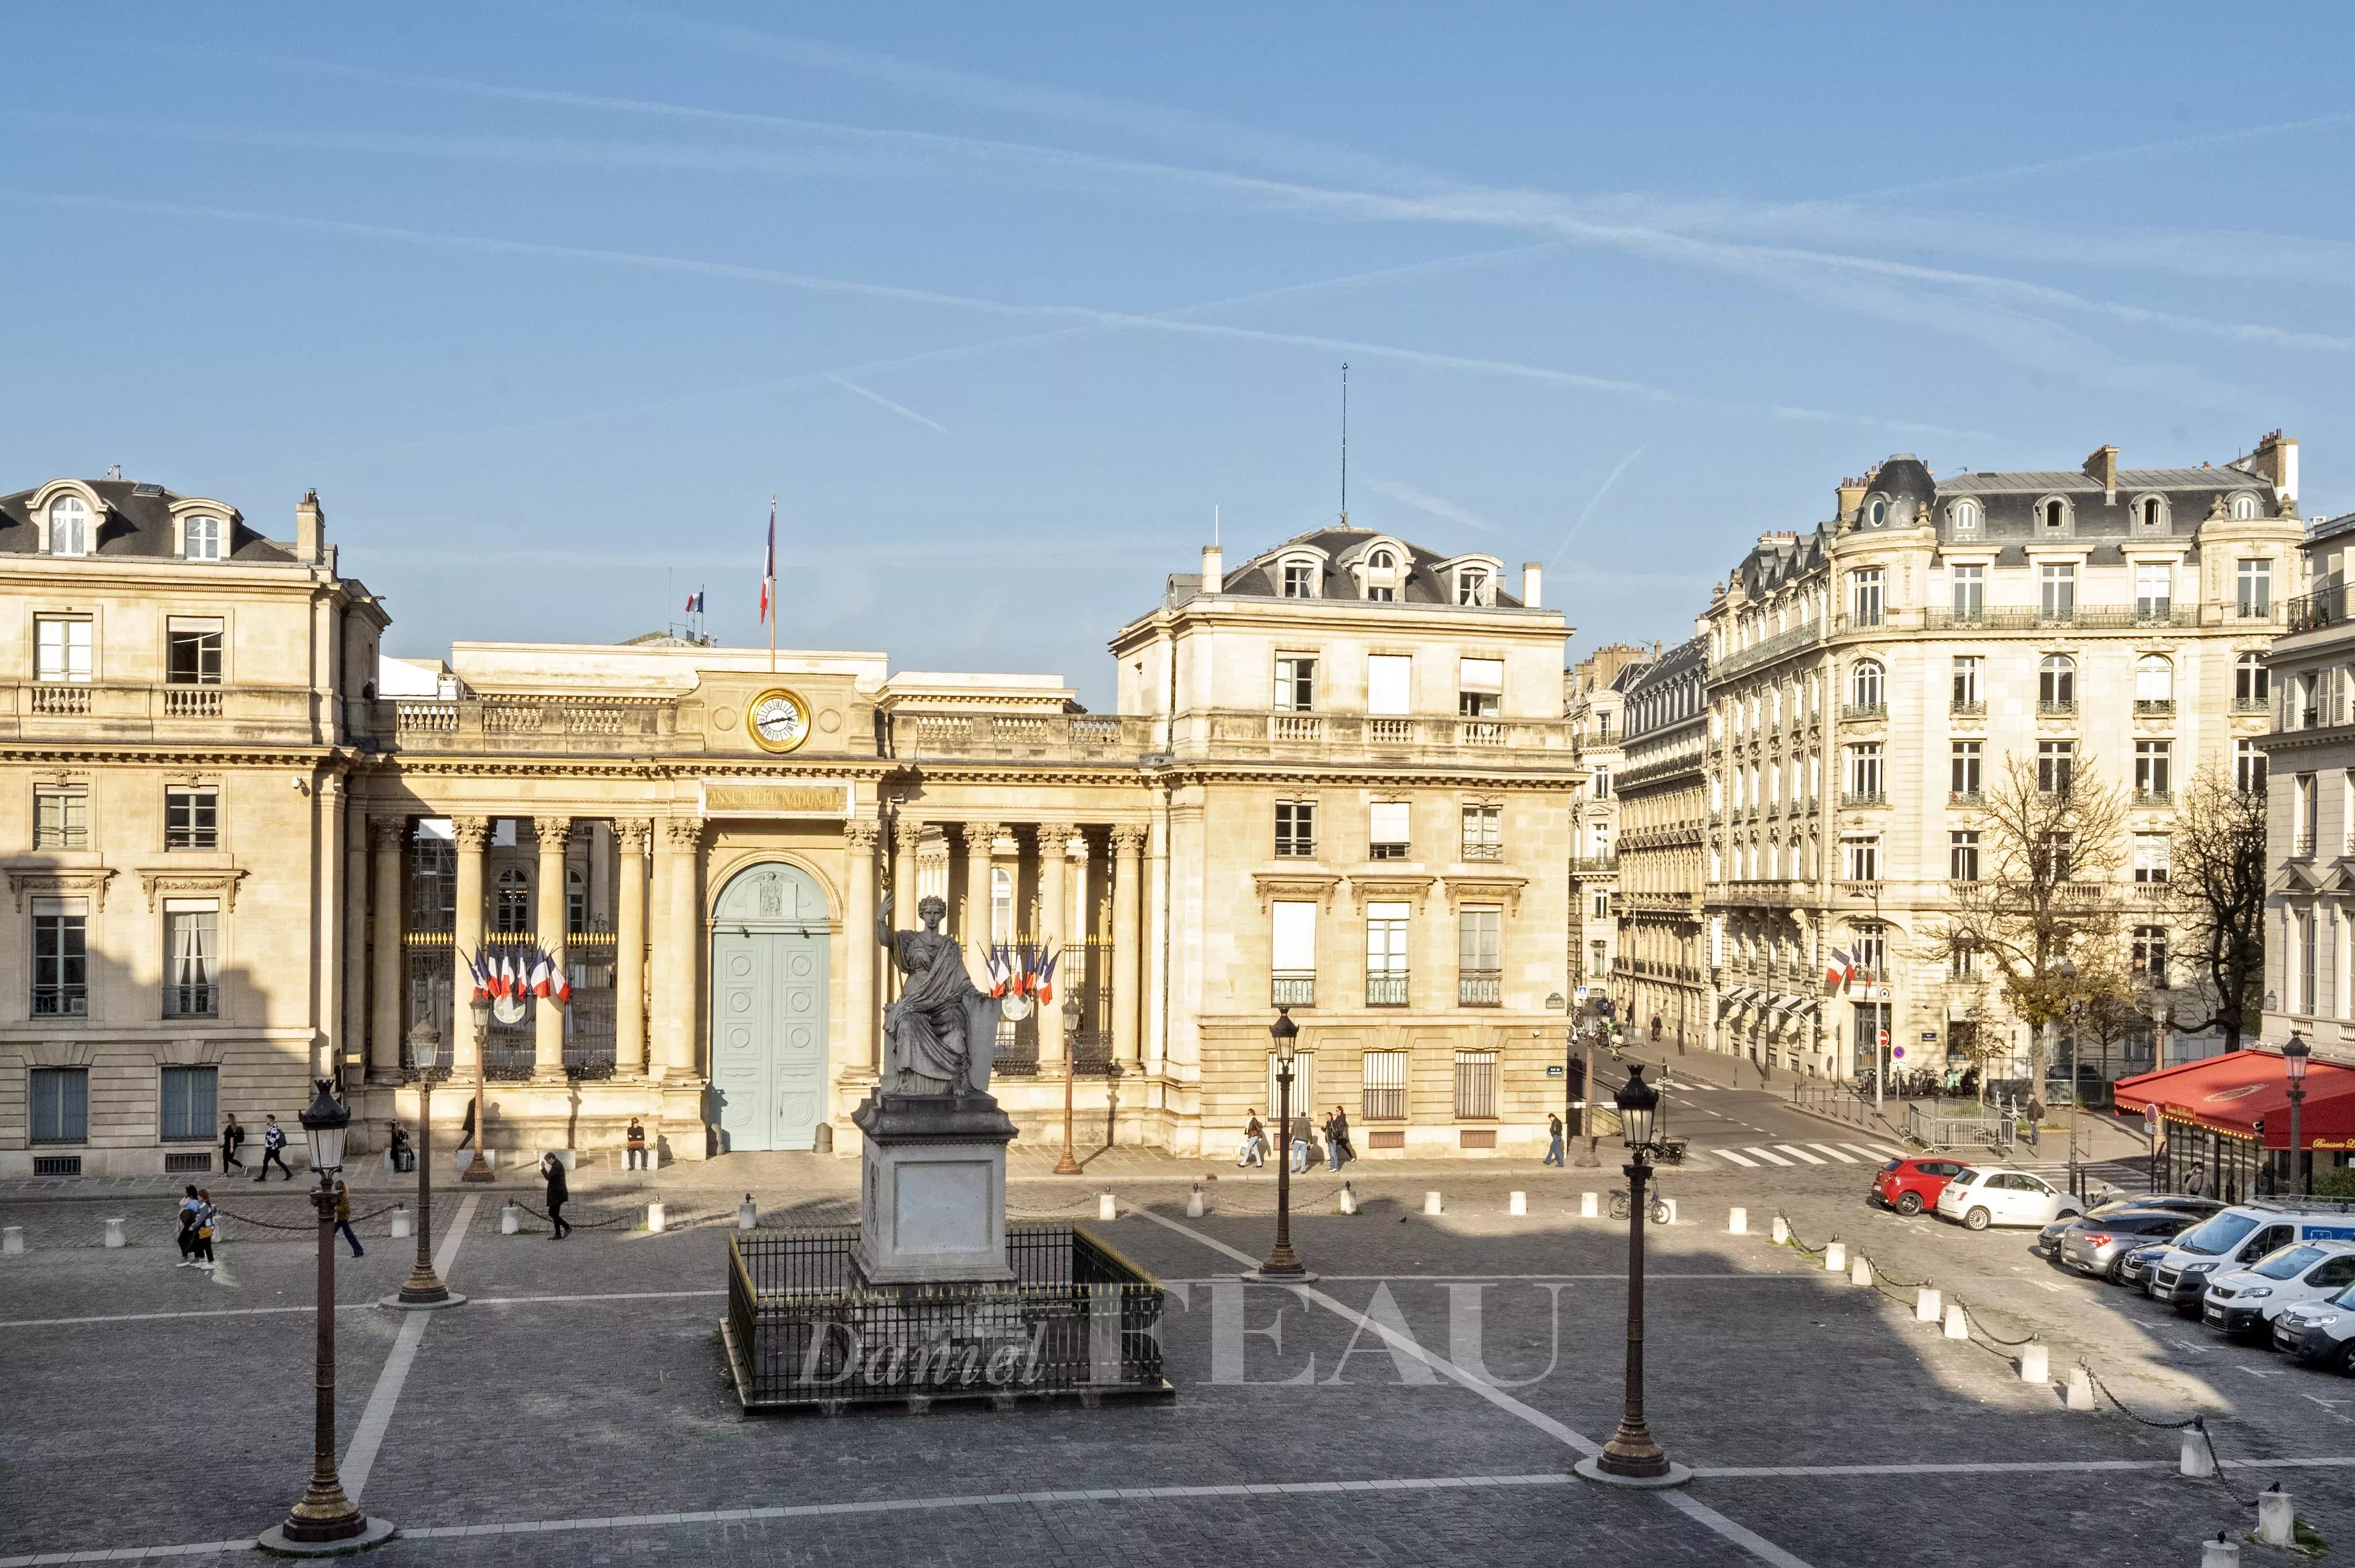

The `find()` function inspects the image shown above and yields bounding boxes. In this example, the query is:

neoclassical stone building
[1612,633,1709,1048]
[1,483,1583,1174]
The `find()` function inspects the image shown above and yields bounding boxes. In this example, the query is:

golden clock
[747,688,811,753]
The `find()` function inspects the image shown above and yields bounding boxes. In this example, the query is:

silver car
[2056,1210,2198,1282]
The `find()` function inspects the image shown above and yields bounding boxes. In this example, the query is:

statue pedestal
[851,1092,1019,1285]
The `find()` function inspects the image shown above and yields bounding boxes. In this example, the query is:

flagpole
[768,491,778,675]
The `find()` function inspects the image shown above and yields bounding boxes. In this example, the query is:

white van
[2202,1240,2355,1337]
[2147,1202,2355,1311]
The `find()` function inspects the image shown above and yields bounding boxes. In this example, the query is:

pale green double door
[710,864,830,1152]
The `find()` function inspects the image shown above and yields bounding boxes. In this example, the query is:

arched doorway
[709,862,830,1152]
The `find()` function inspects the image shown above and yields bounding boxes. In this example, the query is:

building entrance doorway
[710,863,830,1152]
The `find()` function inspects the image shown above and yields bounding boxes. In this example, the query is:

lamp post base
[380,1290,467,1312]
[1572,1456,1692,1489]
[458,1159,495,1185]
[1242,1266,1320,1283]
[255,1517,398,1557]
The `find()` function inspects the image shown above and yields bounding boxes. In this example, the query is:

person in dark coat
[457,1097,477,1151]
[541,1152,571,1239]
[220,1114,246,1174]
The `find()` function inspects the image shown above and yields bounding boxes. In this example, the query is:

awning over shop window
[2112,1048,2355,1151]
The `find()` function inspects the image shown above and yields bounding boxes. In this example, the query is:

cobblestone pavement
[4,1156,2352,1568]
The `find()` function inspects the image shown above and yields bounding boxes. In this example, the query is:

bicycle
[1607,1186,1673,1225]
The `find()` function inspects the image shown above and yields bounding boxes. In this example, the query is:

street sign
[1877,1028,1890,1050]
[1546,1064,1565,1078]
[1920,1031,1937,1042]
[2144,1105,2159,1136]
[1892,1046,1906,1060]
[1872,986,1891,1002]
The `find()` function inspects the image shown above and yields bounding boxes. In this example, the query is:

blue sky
[6,3,2353,705]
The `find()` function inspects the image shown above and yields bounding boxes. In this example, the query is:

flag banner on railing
[463,944,572,1005]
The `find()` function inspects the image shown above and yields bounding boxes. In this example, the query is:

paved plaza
[5,1082,2351,1568]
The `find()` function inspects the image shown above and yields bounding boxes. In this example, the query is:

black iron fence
[724,1223,1169,1412]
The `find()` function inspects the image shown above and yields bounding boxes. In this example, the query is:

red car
[1873,1156,1971,1216]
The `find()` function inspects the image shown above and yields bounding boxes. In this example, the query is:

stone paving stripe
[1713,1149,1759,1169]
[341,1194,478,1505]
[1130,1208,1820,1568]
[1838,1145,1893,1162]
[1771,1146,1828,1166]
[1743,1147,1795,1166]
[1804,1144,1859,1164]
[0,1288,724,1331]
[1859,1143,1907,1159]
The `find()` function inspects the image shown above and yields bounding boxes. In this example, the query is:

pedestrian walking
[457,1097,477,1152]
[1290,1114,1311,1173]
[1321,1109,1345,1171]
[190,1190,217,1270]
[541,1152,572,1239]
[331,1178,365,1258]
[1329,1106,1354,1166]
[255,1114,293,1181]
[1544,1112,1566,1167]
[1650,1014,1662,1044]
[175,1184,203,1266]
[625,1117,649,1172]
[2185,1163,2208,1197]
[220,1113,246,1174]
[2023,1094,2045,1151]
[1237,1110,1265,1167]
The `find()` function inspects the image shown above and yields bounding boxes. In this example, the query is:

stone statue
[877,893,1000,1096]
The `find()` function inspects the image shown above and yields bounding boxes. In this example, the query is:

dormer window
[1280,562,1316,598]
[2230,493,2261,520]
[1867,497,1889,527]
[2137,496,2167,532]
[2040,497,2070,533]
[1456,569,1491,606]
[1369,549,1395,570]
[1950,499,1980,534]
[1367,582,1396,602]
[1362,547,1401,602]
[47,496,89,556]
[184,516,224,561]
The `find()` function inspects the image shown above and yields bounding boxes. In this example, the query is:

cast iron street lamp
[259,1081,394,1554]
[461,994,494,1185]
[1248,1006,1313,1281]
[2285,1031,2311,1198]
[389,1025,462,1310]
[1575,1063,1690,1488]
[1054,995,1084,1176]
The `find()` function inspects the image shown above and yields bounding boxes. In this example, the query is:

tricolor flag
[1824,947,1856,990]
[498,951,517,1000]
[684,590,704,614]
[758,496,776,624]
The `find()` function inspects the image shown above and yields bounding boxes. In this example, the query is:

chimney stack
[2083,444,2119,502]
[1200,543,1223,593]
[2246,429,2300,507]
[1521,562,1542,608]
[1835,476,1867,525]
[294,489,325,564]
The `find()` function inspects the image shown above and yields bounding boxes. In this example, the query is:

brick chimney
[1835,476,1867,525]
[294,489,325,563]
[1200,543,1223,593]
[2245,429,2300,507]
[2083,445,2119,502]
[1521,562,1542,608]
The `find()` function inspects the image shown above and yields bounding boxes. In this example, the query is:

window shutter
[1367,656,1412,715]
[1458,658,1503,694]
[1271,902,1317,971]
[1369,801,1410,844]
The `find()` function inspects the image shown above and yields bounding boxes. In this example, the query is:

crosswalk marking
[1774,1145,1828,1166]
[1806,1144,1860,1164]
[1713,1148,1759,1169]
[1744,1147,1795,1166]
[1842,1144,1898,1163]
[1861,1143,1907,1159]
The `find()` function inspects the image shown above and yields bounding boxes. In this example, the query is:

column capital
[614,818,653,853]
[1037,823,1081,851]
[532,814,574,850]
[451,815,492,851]
[893,816,927,852]
[958,822,1006,854]
[1110,824,1148,857]
[370,815,408,852]
[845,820,883,853]
[662,816,705,850]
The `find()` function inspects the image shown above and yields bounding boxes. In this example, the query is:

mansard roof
[0,478,292,562]
[1214,526,1523,607]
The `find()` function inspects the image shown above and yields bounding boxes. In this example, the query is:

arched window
[494,867,530,934]
[990,866,1014,943]
[2235,652,2269,708]
[2039,654,2076,708]
[184,515,224,560]
[2135,654,2174,706]
[1368,549,1395,570]
[566,864,588,934]
[47,495,89,556]
[1849,659,1884,710]
[2138,496,2165,530]
[2041,498,2068,532]
[1950,499,1980,533]
[2230,493,2261,521]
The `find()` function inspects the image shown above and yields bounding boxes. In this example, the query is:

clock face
[491,993,530,1027]
[748,689,811,753]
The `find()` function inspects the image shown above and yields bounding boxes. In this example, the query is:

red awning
[2112,1049,2355,1151]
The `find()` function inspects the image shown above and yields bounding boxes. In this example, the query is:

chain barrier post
[2065,1364,2096,1409]
[2257,1485,2295,1548]
[2180,1419,2215,1478]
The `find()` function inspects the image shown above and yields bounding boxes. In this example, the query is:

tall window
[2133,834,2171,884]
[2135,562,2173,619]
[1361,1049,1408,1120]
[162,1065,218,1142]
[1271,901,1317,1007]
[2238,559,2273,618]
[1458,907,1502,1005]
[1950,741,1982,799]
[1591,768,1612,799]
[1854,930,1887,974]
[166,620,224,685]
[1453,1050,1499,1117]
[2039,563,2077,620]
[1846,743,1884,799]
[1461,803,1501,860]
[2231,494,2262,521]
[165,902,220,1017]
[2235,739,2268,796]
[1457,658,1502,719]
[1456,569,1491,606]
[1849,659,1884,709]
[2134,655,2174,709]
[410,829,454,928]
[2034,829,2076,885]
[34,616,93,683]
[184,514,224,561]
[2134,740,2173,801]
[1368,801,1410,860]
[1364,548,1398,602]
[1275,801,1317,858]
[566,865,589,934]
[2039,654,2076,709]
[2297,912,2318,1013]
[2138,497,2167,531]
[1367,655,1411,717]
[2041,498,2069,533]
[2134,925,2170,988]
[1591,889,1610,920]
[1951,498,1980,533]
[1848,568,1884,628]
[46,495,90,556]
[1951,564,1984,621]
[1274,655,1316,712]
[493,867,530,933]
[2038,741,2076,796]
[1841,837,1880,882]
[1365,902,1410,1005]
[1952,656,1982,709]
[1589,938,1609,977]
[30,1066,88,1143]
[166,787,218,850]
[34,786,89,850]
[1281,562,1314,598]
[990,866,1014,942]
[2296,773,2318,855]
[32,897,87,1016]
[1949,830,1981,882]
[2236,652,2270,708]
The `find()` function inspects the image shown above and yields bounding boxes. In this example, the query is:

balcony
[1458,970,1501,1007]
[2132,788,2173,808]
[162,686,225,718]
[1568,855,1620,877]
[1840,703,1886,722]
[1926,606,2200,632]
[2294,832,2316,858]
[1840,791,1888,809]
[6,681,324,744]
[2289,587,2347,634]
[1460,841,1503,862]
[1715,622,1824,681]
[1271,713,1325,743]
[1949,790,1982,807]
[2133,699,2176,717]
[1366,972,1410,1007]
[2036,699,2077,718]
[1367,717,1416,745]
[1950,700,1986,718]
[1272,972,1315,1008]
[166,983,219,1019]
[2233,694,2270,714]
[32,985,87,1017]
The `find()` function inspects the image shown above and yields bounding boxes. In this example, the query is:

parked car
[2056,1210,2202,1282]
[2273,1282,2355,1373]
[2203,1242,2355,1338]
[1934,1166,2084,1231]
[2149,1205,2355,1311]
[2038,1194,2223,1254]
[2118,1240,2173,1292]
[1873,1156,1972,1216]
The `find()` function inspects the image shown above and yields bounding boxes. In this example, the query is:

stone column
[450,817,489,1070]
[960,823,1003,947]
[532,817,572,1082]
[369,816,406,1079]
[614,820,650,1077]
[1037,824,1075,1075]
[845,820,881,1074]
[658,816,704,1079]
[1111,824,1146,1069]
[338,789,367,1080]
[891,817,921,928]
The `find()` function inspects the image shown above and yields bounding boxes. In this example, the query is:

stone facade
[1563,644,1643,1001]
[1612,634,1709,1050]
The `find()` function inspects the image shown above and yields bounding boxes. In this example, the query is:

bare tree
[1924,755,2128,1089]
[2168,765,2268,1052]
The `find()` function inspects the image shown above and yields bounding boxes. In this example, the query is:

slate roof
[1211,526,1524,608]
[0,478,293,562]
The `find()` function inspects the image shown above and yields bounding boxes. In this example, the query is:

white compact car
[2203,1241,2355,1338]
[1934,1166,2084,1232]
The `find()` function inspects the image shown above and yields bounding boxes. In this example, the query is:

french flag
[758,497,776,624]
[1824,947,1855,990]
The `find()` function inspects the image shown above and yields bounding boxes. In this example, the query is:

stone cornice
[1441,873,1530,914]
[1247,871,1343,913]
[5,866,116,912]
[136,866,250,913]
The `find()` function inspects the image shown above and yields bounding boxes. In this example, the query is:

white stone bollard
[1943,1302,1969,1340]
[737,1196,757,1232]
[1337,1182,1357,1215]
[390,1205,412,1240]
[1424,1190,1443,1216]
[2201,1533,2240,1568]
[104,1217,126,1249]
[646,1201,666,1233]
[1771,1215,1789,1245]
[500,1203,520,1235]
[1581,1190,1601,1219]
[1916,1286,1942,1323]
[2019,1340,2049,1385]
[1825,1240,1847,1273]
[1728,1206,1748,1235]
[1187,1184,1205,1218]
[1850,1254,1872,1288]
[1098,1193,1118,1221]
[2066,1366,2097,1411]
[1509,1190,1527,1216]
[2257,1487,2294,1547]
[2180,1425,2215,1478]
[2,1224,22,1256]
[457,1148,495,1174]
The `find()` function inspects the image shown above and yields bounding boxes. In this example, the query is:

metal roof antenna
[1339,362,1349,528]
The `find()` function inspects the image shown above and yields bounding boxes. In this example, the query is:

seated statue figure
[876,893,1001,1097]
